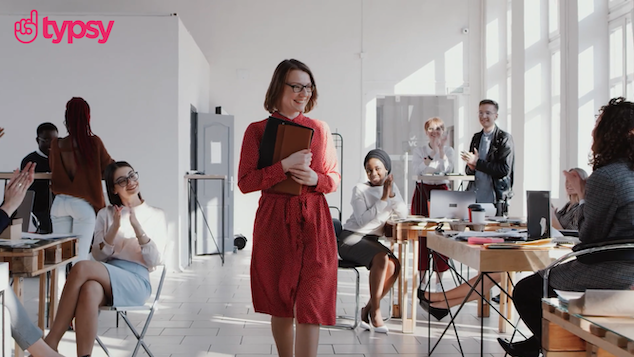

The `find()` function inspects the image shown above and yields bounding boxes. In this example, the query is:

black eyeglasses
[285,83,314,94]
[37,137,52,143]
[114,171,139,188]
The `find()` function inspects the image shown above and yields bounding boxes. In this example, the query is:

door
[195,113,234,255]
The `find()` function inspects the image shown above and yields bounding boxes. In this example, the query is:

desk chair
[332,219,393,330]
[332,218,361,329]
[95,265,167,357]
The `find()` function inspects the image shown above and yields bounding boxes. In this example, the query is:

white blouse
[92,202,167,270]
[412,144,455,184]
[343,182,408,235]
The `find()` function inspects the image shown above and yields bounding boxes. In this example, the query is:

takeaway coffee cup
[468,204,486,223]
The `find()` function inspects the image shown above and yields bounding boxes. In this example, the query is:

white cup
[471,210,486,224]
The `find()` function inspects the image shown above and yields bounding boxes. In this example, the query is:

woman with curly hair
[499,97,634,357]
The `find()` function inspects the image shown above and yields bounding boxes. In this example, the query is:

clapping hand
[0,162,36,216]
[460,148,478,169]
[382,174,394,200]
[112,205,123,227]
[563,170,586,199]
[0,128,4,139]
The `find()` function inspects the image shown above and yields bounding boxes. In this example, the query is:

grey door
[195,113,234,255]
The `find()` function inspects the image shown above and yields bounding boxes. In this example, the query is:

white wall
[205,0,481,238]
[0,14,183,268]
[177,19,210,267]
[1,0,482,240]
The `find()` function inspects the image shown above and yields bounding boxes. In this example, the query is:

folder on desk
[257,116,314,195]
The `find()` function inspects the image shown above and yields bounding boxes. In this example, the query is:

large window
[609,11,633,99]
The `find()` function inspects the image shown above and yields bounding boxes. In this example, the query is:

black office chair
[332,218,362,329]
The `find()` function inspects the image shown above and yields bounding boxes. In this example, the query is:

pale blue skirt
[102,259,151,306]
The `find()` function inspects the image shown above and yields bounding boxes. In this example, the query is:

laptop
[527,190,551,240]
[15,190,35,232]
[429,190,476,220]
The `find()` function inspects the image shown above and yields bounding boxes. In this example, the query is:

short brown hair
[591,97,634,170]
[264,59,318,114]
[424,117,445,131]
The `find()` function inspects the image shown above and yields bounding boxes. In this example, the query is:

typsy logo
[14,10,114,44]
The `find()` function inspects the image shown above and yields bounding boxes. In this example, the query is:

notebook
[429,190,476,220]
[527,190,551,240]
[257,116,314,195]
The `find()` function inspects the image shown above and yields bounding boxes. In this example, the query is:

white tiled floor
[17,249,531,356]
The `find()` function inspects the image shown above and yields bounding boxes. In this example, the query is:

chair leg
[119,309,155,357]
[333,267,361,330]
[95,335,110,356]
[353,267,360,329]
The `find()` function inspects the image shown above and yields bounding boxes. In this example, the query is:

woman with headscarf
[337,149,408,333]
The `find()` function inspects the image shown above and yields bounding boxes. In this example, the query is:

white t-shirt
[342,181,409,235]
[412,144,455,184]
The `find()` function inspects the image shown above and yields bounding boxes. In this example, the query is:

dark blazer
[465,126,515,203]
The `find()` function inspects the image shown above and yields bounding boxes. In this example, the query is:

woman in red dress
[238,59,340,357]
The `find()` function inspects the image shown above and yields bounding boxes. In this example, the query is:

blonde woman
[552,168,588,230]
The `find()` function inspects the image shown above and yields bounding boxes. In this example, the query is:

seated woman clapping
[337,149,408,333]
[44,161,167,357]
[551,168,588,230]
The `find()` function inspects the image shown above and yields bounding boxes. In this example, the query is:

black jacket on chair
[465,126,515,204]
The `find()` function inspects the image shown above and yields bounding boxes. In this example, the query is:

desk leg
[506,272,515,327]
[499,273,508,333]
[48,268,58,329]
[14,278,23,357]
[393,243,403,319]
[402,241,413,334]
[38,275,46,330]
[409,239,419,332]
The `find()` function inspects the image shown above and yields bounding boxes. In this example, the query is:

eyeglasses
[285,83,314,94]
[114,171,139,188]
[427,127,443,132]
[37,137,52,143]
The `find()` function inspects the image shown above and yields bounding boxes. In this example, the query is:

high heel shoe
[371,320,389,334]
[419,297,450,321]
[359,309,372,331]
[497,337,541,357]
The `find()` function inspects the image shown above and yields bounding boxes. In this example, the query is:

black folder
[257,116,314,195]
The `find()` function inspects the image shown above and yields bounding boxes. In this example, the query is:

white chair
[95,265,167,357]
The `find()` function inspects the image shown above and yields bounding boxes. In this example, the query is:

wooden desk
[0,173,52,180]
[0,237,77,357]
[542,298,634,357]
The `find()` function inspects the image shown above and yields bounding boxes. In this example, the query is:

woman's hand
[127,204,150,244]
[112,205,123,228]
[0,162,35,216]
[382,174,394,200]
[0,128,4,139]
[281,149,312,172]
[288,166,318,186]
[563,170,586,199]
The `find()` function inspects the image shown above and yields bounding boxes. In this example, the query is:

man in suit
[20,122,58,233]
[461,99,514,216]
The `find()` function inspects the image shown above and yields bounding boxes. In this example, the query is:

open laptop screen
[527,190,551,240]
[429,190,476,220]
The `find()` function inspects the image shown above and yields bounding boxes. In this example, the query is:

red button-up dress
[238,112,340,325]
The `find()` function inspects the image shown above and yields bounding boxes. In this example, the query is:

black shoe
[492,294,500,304]
[497,337,541,357]
[419,297,450,321]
